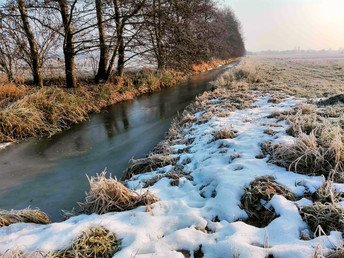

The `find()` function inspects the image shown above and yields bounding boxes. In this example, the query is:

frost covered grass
[0,208,51,228]
[55,226,121,257]
[299,203,344,235]
[233,56,344,98]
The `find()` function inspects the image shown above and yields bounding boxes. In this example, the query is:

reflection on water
[0,63,237,221]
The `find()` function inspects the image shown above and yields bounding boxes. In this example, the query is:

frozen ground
[0,93,343,257]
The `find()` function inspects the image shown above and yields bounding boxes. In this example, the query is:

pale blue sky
[224,0,344,52]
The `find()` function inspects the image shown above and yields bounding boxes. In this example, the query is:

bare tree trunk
[17,0,43,87]
[104,0,121,80]
[116,32,124,77]
[95,0,108,83]
[57,0,77,88]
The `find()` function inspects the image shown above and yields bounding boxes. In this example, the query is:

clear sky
[224,0,344,52]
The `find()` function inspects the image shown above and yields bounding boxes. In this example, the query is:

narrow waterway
[0,63,237,221]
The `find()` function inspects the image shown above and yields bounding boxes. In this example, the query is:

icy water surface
[0,62,237,221]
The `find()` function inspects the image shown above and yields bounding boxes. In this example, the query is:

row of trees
[0,0,245,88]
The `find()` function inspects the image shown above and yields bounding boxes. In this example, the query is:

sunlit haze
[224,0,344,52]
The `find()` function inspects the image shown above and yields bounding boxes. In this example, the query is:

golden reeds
[77,171,159,215]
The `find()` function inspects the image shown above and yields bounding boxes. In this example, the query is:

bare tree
[55,0,77,88]
[17,0,43,87]
[94,0,109,82]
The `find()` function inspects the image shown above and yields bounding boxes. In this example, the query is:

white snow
[0,94,343,257]
[0,142,12,151]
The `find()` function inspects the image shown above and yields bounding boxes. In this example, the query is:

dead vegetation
[68,171,158,216]
[240,176,297,227]
[0,69,186,143]
[56,226,121,257]
[3,226,121,258]
[299,203,344,235]
[211,128,237,142]
[319,94,344,106]
[239,57,344,98]
[313,181,343,204]
[262,128,344,179]
[0,208,51,228]
[122,154,177,180]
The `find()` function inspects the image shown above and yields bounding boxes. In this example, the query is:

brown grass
[240,176,297,227]
[313,180,343,204]
[265,128,344,179]
[0,208,51,228]
[191,58,239,73]
[211,128,238,142]
[75,171,159,215]
[299,203,344,235]
[0,83,28,107]
[240,57,344,98]
[122,154,177,180]
[56,226,120,257]
[0,69,187,143]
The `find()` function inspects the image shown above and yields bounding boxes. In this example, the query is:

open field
[0,56,344,257]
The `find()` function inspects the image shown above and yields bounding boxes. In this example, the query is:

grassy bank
[0,58,238,143]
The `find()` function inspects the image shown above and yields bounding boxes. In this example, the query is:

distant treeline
[0,0,245,88]
[248,49,344,56]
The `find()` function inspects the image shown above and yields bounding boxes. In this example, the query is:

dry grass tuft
[233,59,263,83]
[264,128,277,136]
[285,105,322,137]
[56,226,120,257]
[313,180,343,204]
[0,87,94,142]
[122,154,177,180]
[0,208,51,228]
[211,128,237,142]
[299,203,344,235]
[76,171,159,215]
[0,83,28,107]
[241,176,296,227]
[266,128,344,179]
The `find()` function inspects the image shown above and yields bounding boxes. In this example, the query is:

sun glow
[226,0,344,51]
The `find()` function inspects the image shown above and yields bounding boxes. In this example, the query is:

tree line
[0,0,245,88]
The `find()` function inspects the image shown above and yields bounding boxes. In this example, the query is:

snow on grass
[0,94,343,257]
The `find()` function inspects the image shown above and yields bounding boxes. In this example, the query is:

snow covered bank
[0,91,343,257]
